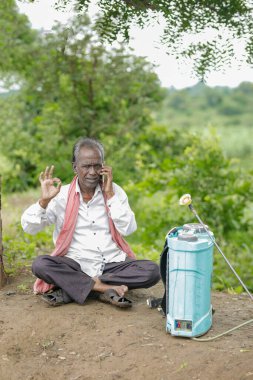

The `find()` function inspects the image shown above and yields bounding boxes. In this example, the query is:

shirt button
[94,232,96,235]
[92,221,95,224]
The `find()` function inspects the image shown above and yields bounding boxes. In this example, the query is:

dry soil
[0,270,253,380]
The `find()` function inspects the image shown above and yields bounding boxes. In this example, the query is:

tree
[34,0,253,77]
[126,124,253,264]
[0,0,38,84]
[0,13,164,191]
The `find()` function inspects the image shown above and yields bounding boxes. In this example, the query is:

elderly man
[21,138,160,307]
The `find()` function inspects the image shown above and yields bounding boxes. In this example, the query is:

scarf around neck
[33,176,136,294]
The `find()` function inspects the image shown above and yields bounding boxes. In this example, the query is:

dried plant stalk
[0,175,7,287]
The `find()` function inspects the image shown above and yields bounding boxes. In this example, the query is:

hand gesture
[101,165,114,199]
[39,166,61,208]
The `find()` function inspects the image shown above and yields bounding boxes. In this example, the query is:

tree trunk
[0,175,7,288]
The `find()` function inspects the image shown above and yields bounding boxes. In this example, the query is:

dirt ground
[0,270,253,380]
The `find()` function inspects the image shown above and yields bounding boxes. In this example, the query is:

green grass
[1,188,53,275]
[2,188,40,234]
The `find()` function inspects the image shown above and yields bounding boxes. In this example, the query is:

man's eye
[81,164,102,171]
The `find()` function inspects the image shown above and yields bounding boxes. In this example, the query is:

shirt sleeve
[21,200,57,235]
[106,184,137,236]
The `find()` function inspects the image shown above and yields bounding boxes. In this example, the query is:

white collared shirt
[21,181,137,277]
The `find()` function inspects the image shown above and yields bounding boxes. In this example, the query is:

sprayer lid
[178,233,198,242]
[183,223,209,234]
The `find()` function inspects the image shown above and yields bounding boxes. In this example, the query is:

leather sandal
[41,289,66,306]
[99,289,132,308]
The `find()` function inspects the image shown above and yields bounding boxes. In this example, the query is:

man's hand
[101,165,114,199]
[39,166,61,209]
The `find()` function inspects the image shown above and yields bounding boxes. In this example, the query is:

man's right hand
[39,166,62,209]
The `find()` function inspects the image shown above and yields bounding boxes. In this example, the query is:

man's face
[73,147,103,191]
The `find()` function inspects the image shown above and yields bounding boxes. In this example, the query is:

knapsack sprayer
[148,194,253,340]
[166,222,214,337]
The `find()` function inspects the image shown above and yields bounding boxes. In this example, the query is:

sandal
[99,289,132,308]
[41,289,66,307]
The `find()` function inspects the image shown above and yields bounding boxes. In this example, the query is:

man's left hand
[101,165,114,199]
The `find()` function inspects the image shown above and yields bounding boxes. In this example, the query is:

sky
[16,0,253,89]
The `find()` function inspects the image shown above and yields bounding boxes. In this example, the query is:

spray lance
[179,194,253,302]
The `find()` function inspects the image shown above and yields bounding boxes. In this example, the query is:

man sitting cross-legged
[21,137,160,307]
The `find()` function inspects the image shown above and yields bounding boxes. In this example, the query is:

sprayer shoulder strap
[159,238,169,315]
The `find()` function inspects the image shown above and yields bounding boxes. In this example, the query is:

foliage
[157,82,253,168]
[0,13,164,191]
[170,136,253,235]
[3,223,53,275]
[0,0,38,83]
[212,232,253,293]
[3,127,253,292]
[126,125,253,242]
[159,82,253,126]
[33,0,253,77]
[125,126,253,292]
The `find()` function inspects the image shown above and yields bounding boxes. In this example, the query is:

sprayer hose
[192,318,253,342]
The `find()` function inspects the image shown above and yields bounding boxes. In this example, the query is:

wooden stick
[0,175,7,287]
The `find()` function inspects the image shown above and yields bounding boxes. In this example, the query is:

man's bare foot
[92,277,128,297]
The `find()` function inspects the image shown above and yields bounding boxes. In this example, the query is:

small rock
[4,291,16,296]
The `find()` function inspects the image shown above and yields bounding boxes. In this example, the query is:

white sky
[16,0,253,89]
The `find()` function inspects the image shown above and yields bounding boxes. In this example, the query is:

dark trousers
[32,255,160,304]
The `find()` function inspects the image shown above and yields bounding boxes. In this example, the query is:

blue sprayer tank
[166,223,214,337]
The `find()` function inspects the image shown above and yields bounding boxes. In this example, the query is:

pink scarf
[33,176,136,294]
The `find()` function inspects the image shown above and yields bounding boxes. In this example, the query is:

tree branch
[122,0,157,11]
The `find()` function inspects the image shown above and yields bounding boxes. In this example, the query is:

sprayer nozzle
[179,194,192,206]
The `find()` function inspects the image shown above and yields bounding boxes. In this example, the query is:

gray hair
[72,137,104,163]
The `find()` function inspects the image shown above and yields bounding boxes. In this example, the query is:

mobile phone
[100,173,104,184]
[100,164,105,184]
